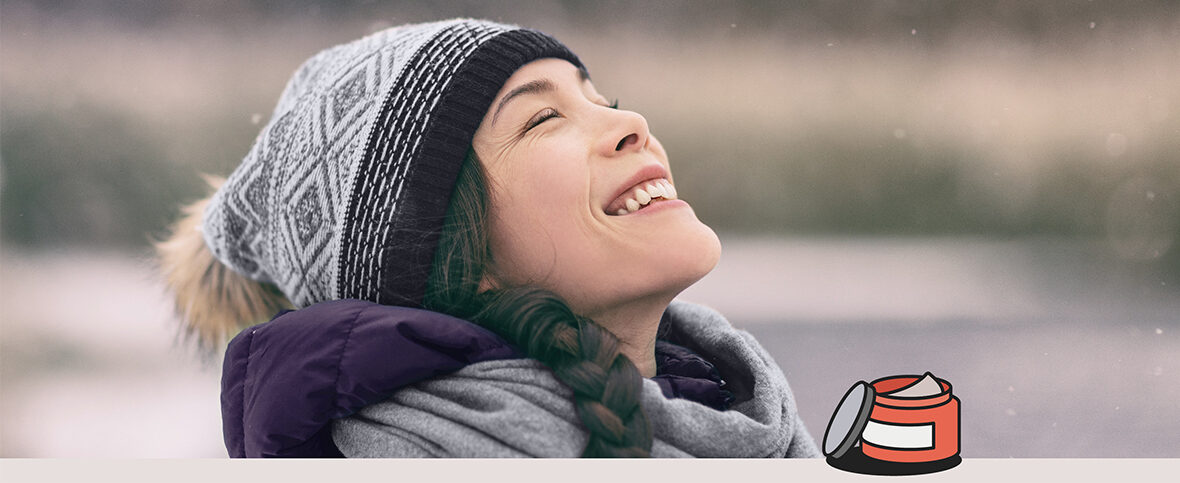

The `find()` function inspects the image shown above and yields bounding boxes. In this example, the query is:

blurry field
[3,238,1177,457]
[3,2,1178,246]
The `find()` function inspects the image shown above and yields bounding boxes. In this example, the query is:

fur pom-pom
[154,176,290,348]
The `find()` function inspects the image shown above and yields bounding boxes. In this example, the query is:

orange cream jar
[861,374,960,463]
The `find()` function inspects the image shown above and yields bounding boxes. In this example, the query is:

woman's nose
[615,133,640,151]
[599,108,650,156]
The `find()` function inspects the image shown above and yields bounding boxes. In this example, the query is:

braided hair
[424,150,654,457]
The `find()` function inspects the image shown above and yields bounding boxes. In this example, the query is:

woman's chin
[642,203,722,274]
[680,220,723,281]
[640,219,722,297]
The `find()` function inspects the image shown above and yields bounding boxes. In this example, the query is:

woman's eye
[525,108,559,131]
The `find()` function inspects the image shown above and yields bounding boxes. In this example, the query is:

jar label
[862,420,934,450]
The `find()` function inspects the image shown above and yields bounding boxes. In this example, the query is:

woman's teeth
[613,179,678,215]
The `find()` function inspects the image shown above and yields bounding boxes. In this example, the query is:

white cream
[885,373,942,397]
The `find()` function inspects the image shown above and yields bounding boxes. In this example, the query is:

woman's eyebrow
[492,78,555,125]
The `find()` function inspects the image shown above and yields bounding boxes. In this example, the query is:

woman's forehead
[488,58,597,126]
[499,58,590,96]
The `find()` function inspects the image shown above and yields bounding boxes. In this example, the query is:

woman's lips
[604,164,670,213]
[606,178,679,215]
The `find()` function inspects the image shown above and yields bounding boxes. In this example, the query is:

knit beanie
[202,19,582,308]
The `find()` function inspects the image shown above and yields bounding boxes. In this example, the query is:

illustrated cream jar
[862,374,959,462]
[823,372,961,475]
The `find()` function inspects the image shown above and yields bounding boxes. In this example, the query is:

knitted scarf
[331,301,821,458]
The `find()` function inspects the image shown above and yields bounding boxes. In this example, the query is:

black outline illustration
[822,373,961,476]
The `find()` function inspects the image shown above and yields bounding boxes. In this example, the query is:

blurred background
[2,0,1177,457]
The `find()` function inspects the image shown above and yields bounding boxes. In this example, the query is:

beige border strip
[2,459,1179,483]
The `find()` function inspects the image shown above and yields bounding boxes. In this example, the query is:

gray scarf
[331,301,820,458]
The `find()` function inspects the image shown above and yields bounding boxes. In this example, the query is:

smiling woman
[155,18,818,458]
[469,58,723,379]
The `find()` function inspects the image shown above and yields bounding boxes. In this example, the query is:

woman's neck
[585,294,673,378]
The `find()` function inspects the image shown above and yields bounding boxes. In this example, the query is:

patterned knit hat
[202,19,582,308]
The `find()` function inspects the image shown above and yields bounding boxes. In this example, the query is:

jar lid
[822,380,875,459]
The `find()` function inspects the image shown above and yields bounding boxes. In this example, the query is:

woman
[157,18,818,458]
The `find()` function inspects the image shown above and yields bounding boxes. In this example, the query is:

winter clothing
[330,301,820,458]
[652,339,736,412]
[220,299,804,458]
[201,19,581,308]
[220,299,516,457]
[208,18,820,459]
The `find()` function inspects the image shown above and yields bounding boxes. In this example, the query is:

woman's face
[471,58,721,317]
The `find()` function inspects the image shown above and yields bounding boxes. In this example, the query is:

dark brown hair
[424,150,654,457]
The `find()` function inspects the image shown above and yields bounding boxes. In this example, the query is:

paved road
[746,320,1179,457]
[681,237,1180,457]
[2,238,1177,456]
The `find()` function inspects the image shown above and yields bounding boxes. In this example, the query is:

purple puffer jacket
[220,299,733,458]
